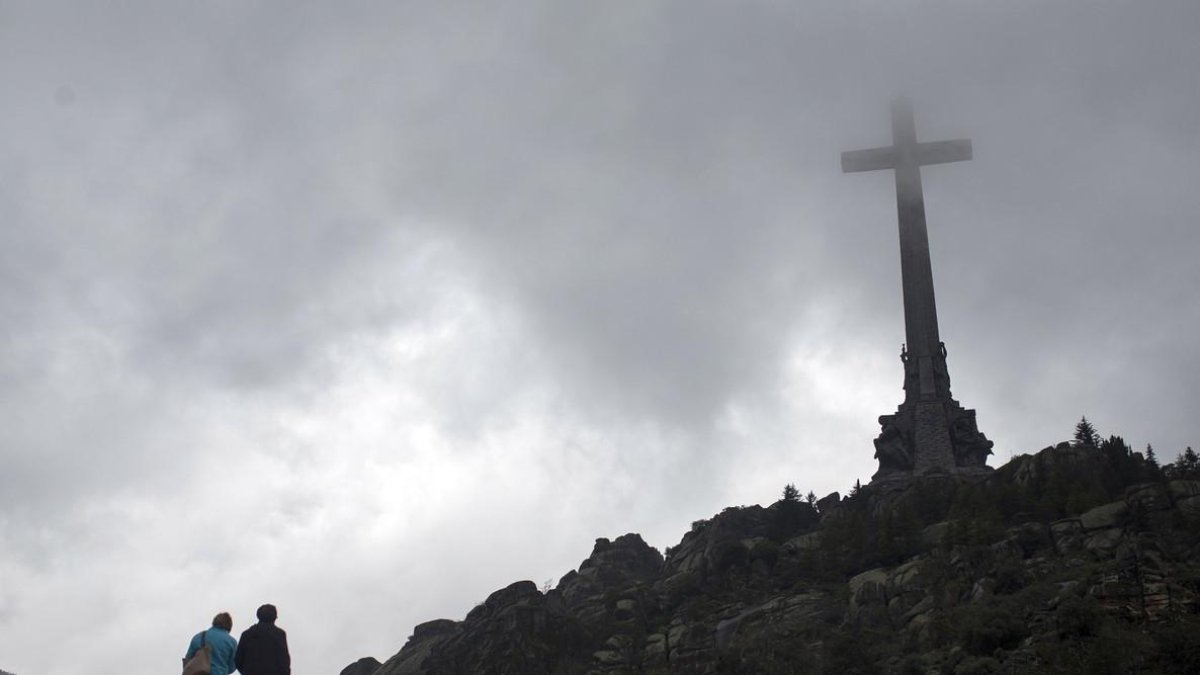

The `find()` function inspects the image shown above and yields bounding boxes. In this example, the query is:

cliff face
[348,443,1200,675]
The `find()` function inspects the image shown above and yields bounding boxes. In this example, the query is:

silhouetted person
[235,603,291,675]
[185,612,238,675]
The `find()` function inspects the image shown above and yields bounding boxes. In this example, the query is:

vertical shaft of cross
[842,97,972,404]
[891,99,944,401]
[842,98,992,479]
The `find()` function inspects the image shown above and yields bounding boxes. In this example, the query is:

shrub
[955,602,1028,655]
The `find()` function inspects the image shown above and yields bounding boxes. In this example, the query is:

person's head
[256,604,278,624]
[212,612,233,631]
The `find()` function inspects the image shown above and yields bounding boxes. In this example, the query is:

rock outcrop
[347,443,1200,674]
[340,657,382,675]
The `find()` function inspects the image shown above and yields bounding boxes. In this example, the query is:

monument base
[872,398,993,482]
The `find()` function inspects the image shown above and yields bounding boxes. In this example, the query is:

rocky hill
[342,441,1200,674]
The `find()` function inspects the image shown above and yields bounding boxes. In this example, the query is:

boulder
[1079,500,1127,531]
[1168,480,1200,501]
[1007,522,1053,557]
[1124,482,1171,512]
[783,531,821,553]
[1084,528,1124,555]
[922,521,950,547]
[1176,496,1200,520]
[848,567,890,620]
[339,657,382,675]
[410,619,456,642]
[816,491,842,514]
[561,533,662,611]
[1050,517,1085,554]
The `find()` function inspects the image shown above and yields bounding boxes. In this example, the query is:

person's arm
[279,630,291,675]
[234,633,244,671]
[184,631,200,660]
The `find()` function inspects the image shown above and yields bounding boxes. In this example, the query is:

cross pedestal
[842,99,993,480]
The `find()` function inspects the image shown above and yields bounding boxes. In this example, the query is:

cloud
[1,2,1199,674]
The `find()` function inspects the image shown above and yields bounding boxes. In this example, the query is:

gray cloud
[1,2,1198,674]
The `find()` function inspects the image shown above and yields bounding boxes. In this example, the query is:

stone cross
[842,97,970,403]
[841,98,992,478]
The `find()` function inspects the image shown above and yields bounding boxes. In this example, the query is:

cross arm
[914,139,972,166]
[841,146,897,173]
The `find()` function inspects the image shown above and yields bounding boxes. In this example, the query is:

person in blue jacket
[184,612,239,675]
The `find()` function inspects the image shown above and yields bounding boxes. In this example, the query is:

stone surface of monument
[842,98,993,480]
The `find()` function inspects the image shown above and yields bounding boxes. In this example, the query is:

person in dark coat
[234,603,291,675]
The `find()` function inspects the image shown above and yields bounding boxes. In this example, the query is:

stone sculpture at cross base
[842,98,993,482]
[872,344,993,481]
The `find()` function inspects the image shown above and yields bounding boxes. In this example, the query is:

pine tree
[1146,444,1159,468]
[1165,447,1199,480]
[805,490,817,507]
[1073,416,1099,447]
[782,483,800,502]
[1182,447,1199,476]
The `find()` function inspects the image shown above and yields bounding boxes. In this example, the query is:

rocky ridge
[343,442,1200,674]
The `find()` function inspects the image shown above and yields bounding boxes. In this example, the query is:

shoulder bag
[182,630,212,675]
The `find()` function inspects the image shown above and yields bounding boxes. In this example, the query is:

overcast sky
[1,2,1198,673]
